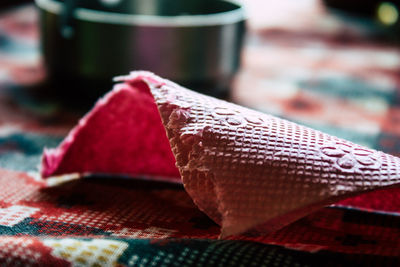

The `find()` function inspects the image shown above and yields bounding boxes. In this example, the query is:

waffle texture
[42,71,400,237]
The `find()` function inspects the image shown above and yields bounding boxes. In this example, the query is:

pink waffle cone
[42,71,400,237]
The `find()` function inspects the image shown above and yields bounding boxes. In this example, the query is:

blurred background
[0,0,399,172]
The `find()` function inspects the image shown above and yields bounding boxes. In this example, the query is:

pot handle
[60,0,80,39]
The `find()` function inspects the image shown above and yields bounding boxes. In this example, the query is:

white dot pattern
[0,237,41,267]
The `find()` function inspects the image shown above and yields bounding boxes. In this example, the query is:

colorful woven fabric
[1,2,400,266]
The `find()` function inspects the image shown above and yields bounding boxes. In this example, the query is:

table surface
[0,1,400,266]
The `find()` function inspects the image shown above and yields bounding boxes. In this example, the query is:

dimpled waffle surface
[122,72,400,237]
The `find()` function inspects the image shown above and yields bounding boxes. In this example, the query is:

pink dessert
[42,71,400,237]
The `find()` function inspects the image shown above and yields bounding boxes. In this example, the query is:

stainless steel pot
[35,0,246,97]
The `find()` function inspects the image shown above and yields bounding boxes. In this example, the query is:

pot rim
[35,0,246,27]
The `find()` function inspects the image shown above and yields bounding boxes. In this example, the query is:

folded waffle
[42,71,400,237]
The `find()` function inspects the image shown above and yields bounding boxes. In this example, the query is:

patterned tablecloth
[0,1,400,266]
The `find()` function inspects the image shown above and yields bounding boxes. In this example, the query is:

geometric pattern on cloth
[1,3,400,266]
[43,238,128,266]
[0,205,39,227]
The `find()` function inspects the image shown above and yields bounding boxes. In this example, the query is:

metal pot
[35,0,246,97]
